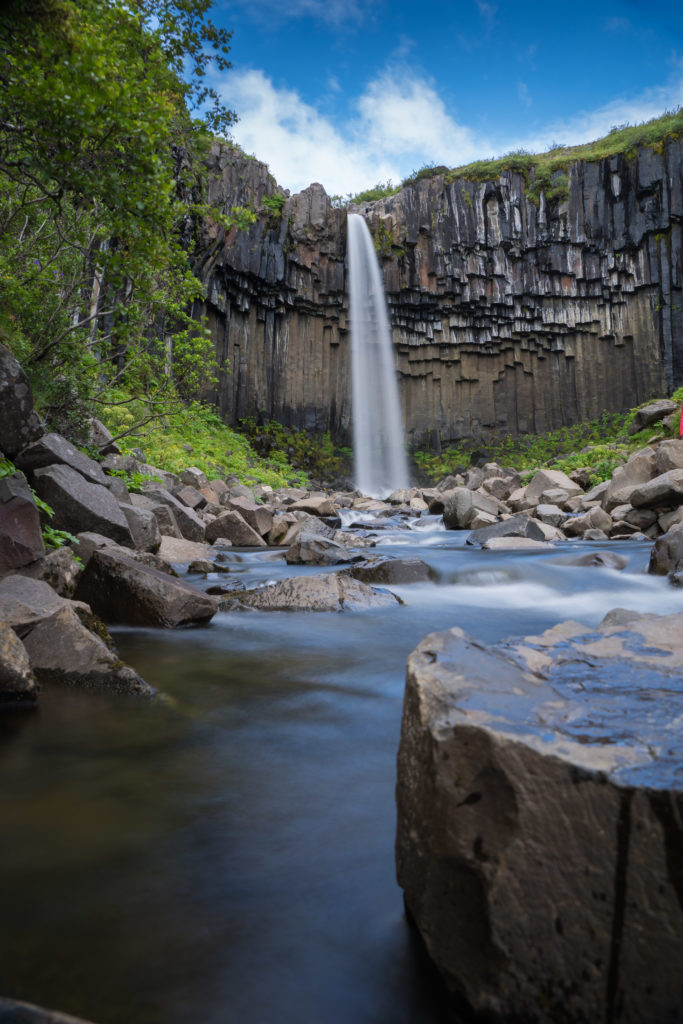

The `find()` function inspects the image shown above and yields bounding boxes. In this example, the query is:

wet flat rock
[397,609,683,1024]
[238,572,401,612]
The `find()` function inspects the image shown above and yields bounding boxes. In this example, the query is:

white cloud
[509,75,683,155]
[517,81,532,108]
[225,68,485,195]
[224,0,376,27]
[219,65,683,197]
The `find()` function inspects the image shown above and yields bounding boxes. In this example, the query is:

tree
[0,0,248,441]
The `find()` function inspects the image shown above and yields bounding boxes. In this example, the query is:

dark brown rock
[16,431,108,486]
[31,464,133,546]
[74,548,217,627]
[0,471,45,573]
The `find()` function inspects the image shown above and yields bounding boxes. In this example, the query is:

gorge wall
[197,138,683,447]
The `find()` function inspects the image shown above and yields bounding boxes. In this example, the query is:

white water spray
[347,213,409,497]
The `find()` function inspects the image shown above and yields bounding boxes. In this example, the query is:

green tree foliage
[0,0,246,440]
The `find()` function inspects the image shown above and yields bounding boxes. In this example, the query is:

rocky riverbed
[2,340,683,1024]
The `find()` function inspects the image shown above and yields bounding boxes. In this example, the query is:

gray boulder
[466,514,546,547]
[0,342,44,458]
[22,603,153,694]
[345,556,432,584]
[563,506,613,537]
[0,620,38,703]
[627,399,677,434]
[227,495,274,536]
[397,613,683,1024]
[654,438,683,474]
[74,548,217,627]
[141,487,205,542]
[648,524,683,575]
[525,468,583,504]
[0,471,45,573]
[32,464,133,546]
[602,447,656,511]
[238,573,401,612]
[205,509,266,547]
[0,575,151,695]
[285,534,360,565]
[16,431,108,486]
[119,502,161,552]
[443,487,500,530]
[630,469,683,509]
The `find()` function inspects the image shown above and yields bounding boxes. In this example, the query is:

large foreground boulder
[74,548,217,627]
[397,611,683,1024]
[238,573,401,612]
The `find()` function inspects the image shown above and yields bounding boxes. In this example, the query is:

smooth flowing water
[2,519,682,1024]
[347,213,409,498]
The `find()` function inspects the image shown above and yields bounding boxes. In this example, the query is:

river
[2,513,682,1024]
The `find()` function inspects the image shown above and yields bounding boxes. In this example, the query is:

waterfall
[347,213,409,498]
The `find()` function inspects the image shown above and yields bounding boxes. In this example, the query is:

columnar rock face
[199,139,682,446]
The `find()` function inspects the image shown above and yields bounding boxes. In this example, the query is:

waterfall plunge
[347,213,409,498]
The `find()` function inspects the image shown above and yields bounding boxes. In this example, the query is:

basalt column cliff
[197,138,682,446]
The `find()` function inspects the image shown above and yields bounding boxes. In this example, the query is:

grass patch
[99,395,309,489]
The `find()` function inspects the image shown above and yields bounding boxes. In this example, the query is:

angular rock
[141,487,205,542]
[106,476,130,503]
[654,439,683,474]
[180,466,209,488]
[22,603,153,694]
[345,556,432,585]
[0,471,45,573]
[525,469,583,504]
[238,573,401,612]
[466,514,546,547]
[443,487,500,530]
[648,524,683,575]
[32,464,133,546]
[535,503,566,527]
[74,548,217,627]
[628,399,677,434]
[157,535,215,565]
[630,469,683,509]
[603,447,657,511]
[16,431,108,486]
[397,614,683,1024]
[87,416,120,455]
[129,492,182,538]
[285,534,360,565]
[287,494,338,516]
[119,502,161,552]
[0,342,45,458]
[174,484,206,509]
[205,509,266,547]
[227,495,274,536]
[0,620,38,703]
[563,506,613,537]
[0,574,69,631]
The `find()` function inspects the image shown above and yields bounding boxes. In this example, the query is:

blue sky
[208,0,683,196]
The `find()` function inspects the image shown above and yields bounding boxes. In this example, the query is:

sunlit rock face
[198,138,682,446]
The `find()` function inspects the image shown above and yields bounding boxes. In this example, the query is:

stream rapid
[2,512,682,1024]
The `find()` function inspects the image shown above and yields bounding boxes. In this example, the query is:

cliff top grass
[347,108,683,206]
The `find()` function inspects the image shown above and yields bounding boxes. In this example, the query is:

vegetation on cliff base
[413,391,683,487]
